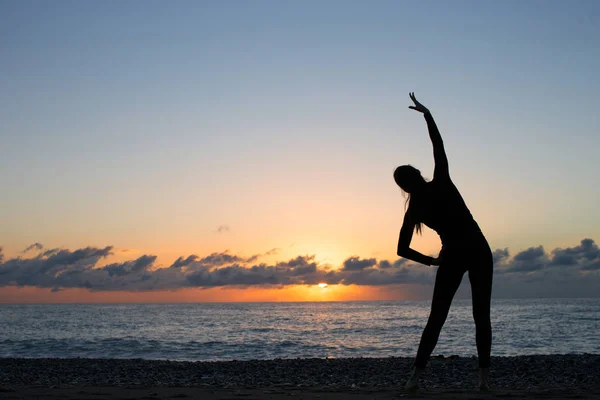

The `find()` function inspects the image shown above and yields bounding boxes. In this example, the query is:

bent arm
[397,212,435,266]
[424,112,449,180]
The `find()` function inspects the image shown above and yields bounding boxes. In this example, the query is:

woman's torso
[411,177,482,245]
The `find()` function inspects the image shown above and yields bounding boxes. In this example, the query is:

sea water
[1,298,598,361]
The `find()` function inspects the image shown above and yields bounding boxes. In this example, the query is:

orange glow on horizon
[0,283,426,303]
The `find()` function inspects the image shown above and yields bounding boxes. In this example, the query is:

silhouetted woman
[396,93,493,391]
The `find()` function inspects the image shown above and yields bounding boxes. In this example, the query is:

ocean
[1,298,598,361]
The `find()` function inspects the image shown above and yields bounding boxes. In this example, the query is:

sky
[1,0,599,302]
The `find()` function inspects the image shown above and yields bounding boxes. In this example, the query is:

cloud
[22,243,44,253]
[581,261,600,271]
[0,246,114,289]
[216,225,230,233]
[186,256,322,287]
[331,263,432,286]
[265,248,280,256]
[492,248,509,264]
[0,239,599,297]
[342,256,377,271]
[514,246,545,262]
[169,255,199,269]
[491,239,600,297]
[198,252,243,266]
[118,248,138,254]
[196,251,258,267]
[550,238,599,266]
[0,247,432,291]
[104,255,157,277]
[500,246,547,273]
[495,239,600,275]
[378,259,408,269]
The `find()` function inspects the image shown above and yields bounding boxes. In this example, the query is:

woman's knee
[426,310,450,330]
[474,317,491,333]
[472,306,490,321]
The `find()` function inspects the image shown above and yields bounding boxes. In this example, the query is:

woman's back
[412,177,481,245]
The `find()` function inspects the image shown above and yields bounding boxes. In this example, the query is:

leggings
[414,233,493,368]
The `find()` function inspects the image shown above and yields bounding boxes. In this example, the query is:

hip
[440,231,492,261]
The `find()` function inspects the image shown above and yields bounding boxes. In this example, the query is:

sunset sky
[1,1,599,302]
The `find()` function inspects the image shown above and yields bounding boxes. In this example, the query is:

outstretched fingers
[408,92,428,113]
[409,92,421,112]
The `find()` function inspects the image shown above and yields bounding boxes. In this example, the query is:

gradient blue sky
[1,1,599,300]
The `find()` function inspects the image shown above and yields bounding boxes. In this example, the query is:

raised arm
[397,208,438,266]
[409,92,449,180]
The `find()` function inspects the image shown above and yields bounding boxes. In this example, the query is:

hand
[408,92,430,114]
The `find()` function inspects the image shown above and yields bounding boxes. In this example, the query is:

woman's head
[393,165,426,193]
[394,165,425,235]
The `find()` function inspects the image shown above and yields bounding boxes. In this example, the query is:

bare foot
[478,367,490,391]
[404,367,424,392]
[404,377,419,392]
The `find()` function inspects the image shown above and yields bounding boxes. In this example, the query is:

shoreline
[2,355,600,399]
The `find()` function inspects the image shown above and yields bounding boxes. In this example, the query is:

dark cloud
[550,238,600,266]
[502,246,546,273]
[333,265,432,286]
[342,256,377,271]
[169,250,282,271]
[104,255,157,277]
[489,239,600,298]
[0,246,113,289]
[514,246,545,262]
[0,247,429,291]
[169,255,199,269]
[378,259,407,269]
[22,243,44,253]
[497,239,600,275]
[492,248,509,264]
[0,239,599,297]
[44,247,113,269]
[504,262,544,273]
[40,248,61,257]
[186,256,322,287]
[197,252,252,267]
[581,261,600,271]
[243,248,280,264]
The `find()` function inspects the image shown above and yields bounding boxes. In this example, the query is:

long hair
[403,191,423,235]
[394,165,426,235]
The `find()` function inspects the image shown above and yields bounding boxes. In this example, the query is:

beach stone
[0,355,600,391]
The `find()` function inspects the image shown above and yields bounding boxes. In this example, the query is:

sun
[318,283,328,288]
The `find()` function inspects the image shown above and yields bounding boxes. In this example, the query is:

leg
[468,244,493,388]
[414,263,465,368]
[405,262,464,390]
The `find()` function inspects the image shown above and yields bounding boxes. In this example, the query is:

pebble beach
[2,354,600,399]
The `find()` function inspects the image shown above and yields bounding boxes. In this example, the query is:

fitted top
[408,176,481,245]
